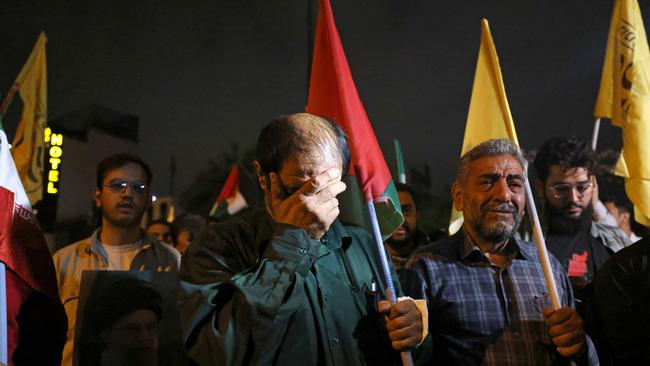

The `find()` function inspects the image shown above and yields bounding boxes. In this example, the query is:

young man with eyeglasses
[533,136,630,301]
[53,153,180,366]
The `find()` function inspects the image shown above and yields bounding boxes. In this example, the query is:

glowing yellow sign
[44,127,63,194]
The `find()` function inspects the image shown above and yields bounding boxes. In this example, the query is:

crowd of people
[12,112,648,365]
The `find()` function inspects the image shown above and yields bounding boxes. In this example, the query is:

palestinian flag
[209,165,248,220]
[306,0,403,238]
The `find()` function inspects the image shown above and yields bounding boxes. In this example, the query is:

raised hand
[267,168,346,239]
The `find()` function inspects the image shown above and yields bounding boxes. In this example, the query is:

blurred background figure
[146,219,174,245]
[384,183,429,273]
[171,214,207,254]
[590,176,619,228]
[588,236,650,365]
[603,195,643,243]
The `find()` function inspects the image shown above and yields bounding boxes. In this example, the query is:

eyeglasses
[549,182,593,199]
[104,180,148,194]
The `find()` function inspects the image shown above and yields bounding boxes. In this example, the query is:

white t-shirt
[102,240,144,270]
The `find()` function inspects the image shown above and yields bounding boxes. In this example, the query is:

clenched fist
[378,299,423,351]
[544,306,586,358]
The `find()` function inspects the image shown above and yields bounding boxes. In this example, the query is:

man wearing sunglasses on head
[533,136,630,301]
[53,153,180,366]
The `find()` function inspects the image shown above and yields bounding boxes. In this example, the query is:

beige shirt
[103,240,144,270]
[52,228,180,366]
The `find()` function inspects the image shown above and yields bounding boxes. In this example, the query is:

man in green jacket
[179,113,425,365]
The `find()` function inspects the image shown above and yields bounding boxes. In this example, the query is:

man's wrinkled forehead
[468,154,525,177]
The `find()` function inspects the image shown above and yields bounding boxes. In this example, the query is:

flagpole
[591,118,601,151]
[208,200,219,217]
[169,154,176,197]
[394,139,406,184]
[306,0,315,93]
[366,201,415,366]
[0,84,19,119]
[523,179,561,310]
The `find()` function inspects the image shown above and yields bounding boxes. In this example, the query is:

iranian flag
[209,165,248,220]
[1,117,65,363]
[306,0,403,238]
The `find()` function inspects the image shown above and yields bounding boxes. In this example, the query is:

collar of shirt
[455,230,530,265]
[87,228,156,263]
[590,220,631,252]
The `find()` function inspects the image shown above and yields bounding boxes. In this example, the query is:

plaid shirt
[403,231,598,366]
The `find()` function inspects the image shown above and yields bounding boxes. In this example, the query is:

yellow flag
[11,32,47,205]
[594,0,650,226]
[449,19,520,234]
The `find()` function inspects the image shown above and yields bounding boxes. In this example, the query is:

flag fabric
[209,165,248,220]
[0,261,6,364]
[449,19,521,234]
[594,0,650,227]
[306,0,402,237]
[1,116,65,363]
[10,32,48,206]
[394,139,407,184]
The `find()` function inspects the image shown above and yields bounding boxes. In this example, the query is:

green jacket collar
[254,210,351,250]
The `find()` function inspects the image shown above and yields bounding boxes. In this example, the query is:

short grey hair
[455,139,527,183]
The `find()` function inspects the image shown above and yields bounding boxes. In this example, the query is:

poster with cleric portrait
[73,271,188,366]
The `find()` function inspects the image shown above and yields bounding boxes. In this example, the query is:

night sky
[1,0,645,197]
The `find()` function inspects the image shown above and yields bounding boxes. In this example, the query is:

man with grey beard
[403,139,597,365]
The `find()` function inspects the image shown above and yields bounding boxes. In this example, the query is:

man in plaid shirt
[403,139,598,365]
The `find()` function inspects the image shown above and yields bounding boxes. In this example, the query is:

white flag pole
[366,201,415,366]
[591,118,602,151]
[524,179,561,310]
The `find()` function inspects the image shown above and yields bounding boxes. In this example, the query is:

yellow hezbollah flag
[449,19,520,234]
[594,0,650,227]
[11,32,47,205]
